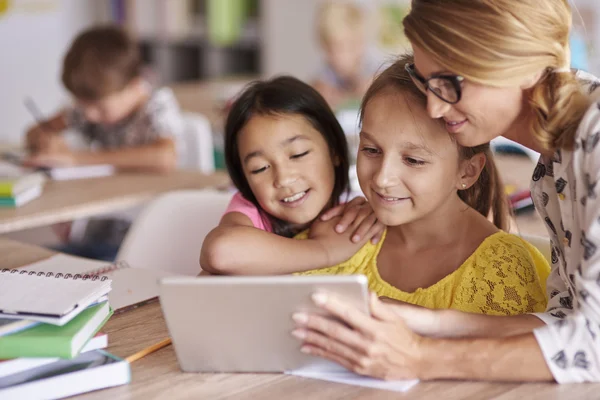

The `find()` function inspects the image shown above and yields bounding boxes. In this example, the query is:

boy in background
[25,25,184,260]
[312,1,378,110]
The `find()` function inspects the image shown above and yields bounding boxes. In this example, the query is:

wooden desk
[0,170,228,234]
[4,239,598,399]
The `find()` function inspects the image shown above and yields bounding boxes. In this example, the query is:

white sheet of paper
[286,370,418,392]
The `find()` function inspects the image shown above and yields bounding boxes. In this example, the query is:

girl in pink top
[201,76,381,275]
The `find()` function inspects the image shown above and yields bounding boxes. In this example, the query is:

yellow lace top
[297,230,551,316]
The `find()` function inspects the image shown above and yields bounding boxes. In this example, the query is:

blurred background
[1,0,598,144]
[0,0,413,143]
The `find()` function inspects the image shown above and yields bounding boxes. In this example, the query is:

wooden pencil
[125,338,172,363]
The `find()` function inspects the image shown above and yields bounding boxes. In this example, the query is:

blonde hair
[317,1,366,44]
[360,53,510,230]
[403,0,591,151]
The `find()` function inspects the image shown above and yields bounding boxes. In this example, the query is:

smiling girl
[200,76,382,275]
[298,55,550,315]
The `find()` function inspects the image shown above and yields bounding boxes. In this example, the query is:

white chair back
[178,112,215,173]
[116,190,232,275]
[520,233,551,264]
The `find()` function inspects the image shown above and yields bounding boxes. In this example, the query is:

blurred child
[24,25,184,261]
[200,76,382,274]
[312,1,379,110]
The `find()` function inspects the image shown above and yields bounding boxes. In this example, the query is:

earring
[461,183,467,189]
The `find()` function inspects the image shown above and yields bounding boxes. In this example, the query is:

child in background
[312,1,379,110]
[24,25,184,261]
[299,54,551,315]
[200,76,382,275]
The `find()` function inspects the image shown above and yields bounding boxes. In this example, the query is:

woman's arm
[293,292,554,381]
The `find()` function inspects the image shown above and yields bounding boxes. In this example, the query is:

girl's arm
[200,212,373,275]
[25,137,177,173]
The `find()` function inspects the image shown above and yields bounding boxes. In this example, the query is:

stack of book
[0,271,130,398]
[0,162,46,208]
[505,184,534,214]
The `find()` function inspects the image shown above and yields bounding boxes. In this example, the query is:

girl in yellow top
[298,54,550,315]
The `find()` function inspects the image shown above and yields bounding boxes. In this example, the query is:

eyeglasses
[405,63,465,104]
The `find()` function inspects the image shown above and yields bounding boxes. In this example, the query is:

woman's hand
[291,292,429,380]
[320,197,384,244]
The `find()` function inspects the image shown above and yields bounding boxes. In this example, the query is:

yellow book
[0,162,46,197]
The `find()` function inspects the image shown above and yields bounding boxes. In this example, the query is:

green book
[0,302,112,359]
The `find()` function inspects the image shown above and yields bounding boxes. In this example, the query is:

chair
[115,190,233,275]
[178,112,215,173]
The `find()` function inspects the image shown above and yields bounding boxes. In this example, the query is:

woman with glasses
[292,0,600,383]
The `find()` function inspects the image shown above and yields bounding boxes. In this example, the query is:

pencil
[24,97,48,127]
[125,338,172,363]
[23,97,50,153]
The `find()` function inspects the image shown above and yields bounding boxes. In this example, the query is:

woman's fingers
[298,344,358,373]
[308,292,379,337]
[292,312,368,353]
[369,292,401,322]
[292,327,364,365]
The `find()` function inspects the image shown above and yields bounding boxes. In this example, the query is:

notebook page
[10,254,181,312]
[0,274,111,318]
[14,254,109,275]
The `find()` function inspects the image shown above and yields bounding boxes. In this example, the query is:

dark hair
[62,25,142,101]
[224,76,350,237]
[360,53,510,230]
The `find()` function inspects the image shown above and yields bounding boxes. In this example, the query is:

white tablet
[159,275,369,373]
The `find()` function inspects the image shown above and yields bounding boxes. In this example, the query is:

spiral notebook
[0,271,111,326]
[6,254,179,312]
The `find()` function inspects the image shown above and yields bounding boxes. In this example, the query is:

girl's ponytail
[458,145,510,231]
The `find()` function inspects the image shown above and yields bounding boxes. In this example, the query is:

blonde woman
[292,0,600,383]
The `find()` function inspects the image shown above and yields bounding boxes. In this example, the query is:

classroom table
[3,239,598,400]
[0,170,229,234]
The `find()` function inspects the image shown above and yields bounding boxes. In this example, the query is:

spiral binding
[0,260,130,282]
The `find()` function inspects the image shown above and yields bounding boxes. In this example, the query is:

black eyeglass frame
[405,63,465,105]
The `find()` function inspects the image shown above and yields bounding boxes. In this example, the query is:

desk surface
[0,170,228,234]
[3,239,597,400]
